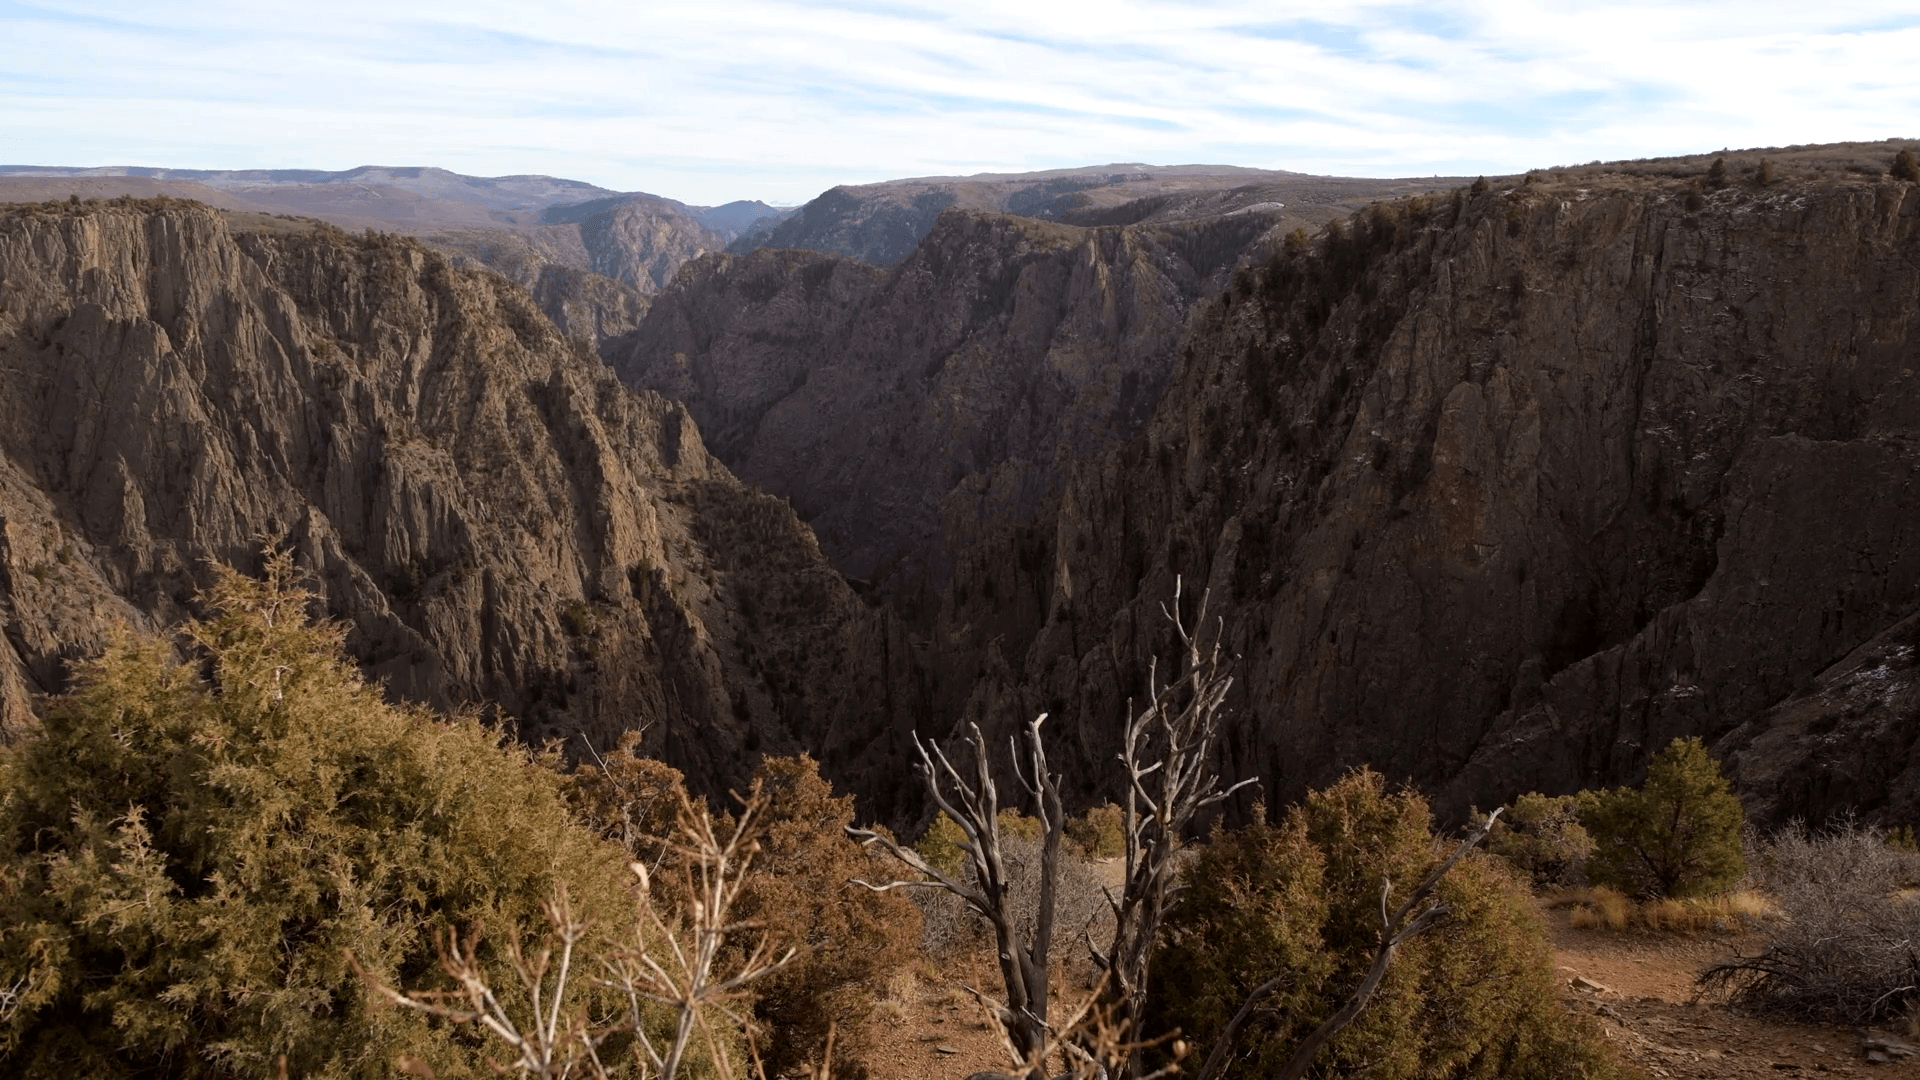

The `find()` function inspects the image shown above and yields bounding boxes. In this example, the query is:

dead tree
[852,581,1495,1080]
[1092,581,1256,1071]
[849,711,1067,1066]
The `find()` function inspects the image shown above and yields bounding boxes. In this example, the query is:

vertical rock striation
[0,199,913,808]
[928,174,1920,824]
[608,208,1280,614]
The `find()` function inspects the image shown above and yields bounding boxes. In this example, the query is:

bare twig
[356,780,797,1080]
[353,889,603,1079]
[603,779,798,1080]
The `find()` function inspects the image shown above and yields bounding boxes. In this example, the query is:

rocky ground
[1541,906,1911,1079]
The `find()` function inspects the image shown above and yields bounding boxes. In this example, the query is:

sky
[1,0,1917,206]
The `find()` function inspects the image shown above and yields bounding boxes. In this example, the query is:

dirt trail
[856,904,1920,1079]
[1545,906,1918,1078]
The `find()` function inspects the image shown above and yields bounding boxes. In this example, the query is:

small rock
[1862,1032,1918,1059]
[1570,975,1614,994]
[936,1045,959,1055]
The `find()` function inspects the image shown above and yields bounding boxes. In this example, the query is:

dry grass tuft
[1566,886,1633,931]
[1562,886,1772,933]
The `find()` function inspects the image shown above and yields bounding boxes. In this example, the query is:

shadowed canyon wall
[608,208,1282,614]
[8,156,1920,833]
[919,171,1920,826]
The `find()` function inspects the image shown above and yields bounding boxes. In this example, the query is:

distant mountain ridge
[728,163,1469,265]
[0,165,799,350]
[0,160,1458,348]
[0,163,784,232]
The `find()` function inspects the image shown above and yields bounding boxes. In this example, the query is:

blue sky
[2,0,1917,205]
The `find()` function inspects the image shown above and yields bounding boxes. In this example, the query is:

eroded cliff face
[609,209,1280,612]
[423,196,733,348]
[423,225,649,348]
[0,200,916,808]
[928,174,1920,825]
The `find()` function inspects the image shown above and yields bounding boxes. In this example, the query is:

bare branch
[357,779,805,1080]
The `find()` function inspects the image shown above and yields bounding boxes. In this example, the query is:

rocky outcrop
[920,170,1920,825]
[1715,609,1920,828]
[428,196,764,348]
[0,199,918,809]
[421,227,650,347]
[526,264,651,344]
[601,247,885,463]
[608,208,1280,613]
[541,196,726,292]
[739,184,964,266]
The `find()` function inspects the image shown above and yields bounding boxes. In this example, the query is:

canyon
[4,141,1920,830]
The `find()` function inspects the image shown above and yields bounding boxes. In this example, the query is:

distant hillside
[0,167,795,348]
[729,163,1467,265]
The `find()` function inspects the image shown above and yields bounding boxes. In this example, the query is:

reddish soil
[1545,906,1917,1079]
[856,950,1034,1080]
[851,902,1920,1079]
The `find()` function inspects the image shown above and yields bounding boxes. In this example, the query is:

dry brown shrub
[1705,819,1920,1022]
[569,734,689,855]
[905,828,1115,969]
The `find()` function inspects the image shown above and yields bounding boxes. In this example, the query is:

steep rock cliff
[0,199,916,807]
[928,170,1920,825]
[609,209,1280,611]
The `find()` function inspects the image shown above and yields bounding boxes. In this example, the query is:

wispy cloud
[1,0,1915,203]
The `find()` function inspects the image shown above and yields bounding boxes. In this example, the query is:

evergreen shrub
[1579,737,1746,899]
[0,553,635,1079]
[1148,770,1620,1080]
[1487,793,1594,889]
[1064,802,1125,859]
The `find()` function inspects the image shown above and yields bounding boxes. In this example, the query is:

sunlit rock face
[0,199,918,813]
